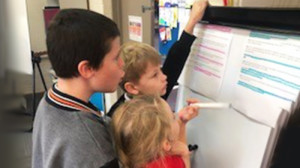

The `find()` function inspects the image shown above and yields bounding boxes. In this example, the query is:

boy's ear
[77,60,94,78]
[124,82,139,95]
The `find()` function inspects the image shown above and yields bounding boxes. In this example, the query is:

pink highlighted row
[194,66,221,78]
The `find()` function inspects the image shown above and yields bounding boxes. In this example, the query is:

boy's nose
[120,69,125,78]
[162,73,167,81]
[118,58,125,77]
[118,57,124,69]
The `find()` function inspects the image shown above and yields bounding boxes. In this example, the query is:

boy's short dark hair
[47,9,120,78]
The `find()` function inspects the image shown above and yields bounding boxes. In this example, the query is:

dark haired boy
[32,9,124,168]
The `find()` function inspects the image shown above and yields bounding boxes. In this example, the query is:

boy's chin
[101,86,118,93]
[160,90,166,96]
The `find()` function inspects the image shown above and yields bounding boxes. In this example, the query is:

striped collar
[124,93,132,102]
[46,83,102,117]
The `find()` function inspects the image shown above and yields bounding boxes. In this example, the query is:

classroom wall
[58,0,113,20]
[26,0,47,52]
[0,0,7,78]
[4,0,117,111]
[89,0,104,15]
[59,0,88,9]
[102,0,113,19]
[3,0,52,94]
[47,0,59,6]
[6,0,54,95]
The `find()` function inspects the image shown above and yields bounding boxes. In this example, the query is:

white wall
[60,0,113,19]
[26,0,60,52]
[89,0,104,14]
[46,0,59,6]
[0,0,7,78]
[102,0,113,19]
[26,0,47,52]
[4,0,50,74]
[2,0,54,94]
[5,0,32,75]
[59,0,88,9]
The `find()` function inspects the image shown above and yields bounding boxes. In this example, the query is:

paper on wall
[128,15,143,42]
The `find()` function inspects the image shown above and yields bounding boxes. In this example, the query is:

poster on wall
[128,15,143,42]
[43,7,60,28]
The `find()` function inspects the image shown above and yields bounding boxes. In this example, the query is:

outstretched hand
[184,0,208,34]
[178,98,200,123]
[189,0,208,25]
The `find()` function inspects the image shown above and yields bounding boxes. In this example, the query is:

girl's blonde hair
[119,42,161,90]
[111,95,172,168]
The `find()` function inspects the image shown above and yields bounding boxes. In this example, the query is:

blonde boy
[107,0,207,116]
[108,1,207,163]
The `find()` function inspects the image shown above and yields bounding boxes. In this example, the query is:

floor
[5,132,32,168]
[1,93,43,168]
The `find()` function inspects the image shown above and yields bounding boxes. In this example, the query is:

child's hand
[184,0,208,35]
[169,141,190,157]
[178,98,200,123]
[188,0,208,25]
[186,98,200,106]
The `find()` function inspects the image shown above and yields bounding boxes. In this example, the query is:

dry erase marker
[190,102,231,109]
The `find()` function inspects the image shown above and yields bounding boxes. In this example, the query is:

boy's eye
[152,72,158,78]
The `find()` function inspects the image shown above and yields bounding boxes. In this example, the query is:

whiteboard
[177,86,272,168]
[175,26,293,168]
[6,0,32,74]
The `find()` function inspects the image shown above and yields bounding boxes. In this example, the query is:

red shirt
[146,155,185,168]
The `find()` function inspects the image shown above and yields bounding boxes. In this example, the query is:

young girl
[112,95,199,168]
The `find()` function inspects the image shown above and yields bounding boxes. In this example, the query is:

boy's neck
[124,92,133,101]
[56,78,93,103]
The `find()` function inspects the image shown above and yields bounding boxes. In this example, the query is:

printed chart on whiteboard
[232,31,300,127]
[179,24,233,99]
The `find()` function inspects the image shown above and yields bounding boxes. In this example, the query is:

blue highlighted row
[237,81,293,102]
[241,68,300,90]
[245,54,300,71]
[250,31,300,40]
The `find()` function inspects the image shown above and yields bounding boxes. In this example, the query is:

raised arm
[184,0,208,35]
[162,0,208,100]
